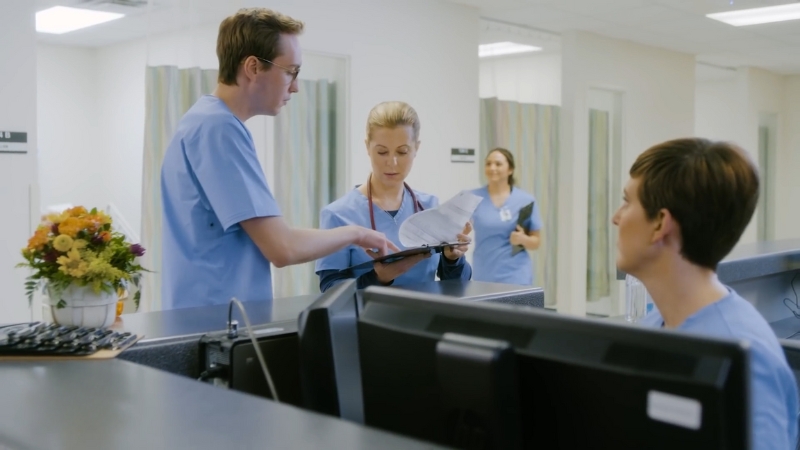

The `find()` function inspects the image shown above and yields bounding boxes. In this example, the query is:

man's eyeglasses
[255,56,300,82]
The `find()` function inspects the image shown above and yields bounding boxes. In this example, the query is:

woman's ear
[651,208,674,244]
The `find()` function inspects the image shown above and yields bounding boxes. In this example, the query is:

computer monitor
[358,286,750,450]
[296,279,363,423]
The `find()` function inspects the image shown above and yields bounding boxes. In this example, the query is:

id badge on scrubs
[499,207,512,222]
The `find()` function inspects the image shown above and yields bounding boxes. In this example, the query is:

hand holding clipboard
[510,202,534,256]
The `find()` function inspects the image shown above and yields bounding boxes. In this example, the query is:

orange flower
[58,217,87,238]
[27,227,49,251]
[84,213,112,232]
[99,231,112,243]
[66,206,88,217]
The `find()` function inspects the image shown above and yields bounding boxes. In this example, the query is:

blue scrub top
[470,186,542,285]
[642,290,799,450]
[315,188,445,286]
[161,95,281,310]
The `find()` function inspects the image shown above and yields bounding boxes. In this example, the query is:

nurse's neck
[487,180,511,196]
[360,174,404,211]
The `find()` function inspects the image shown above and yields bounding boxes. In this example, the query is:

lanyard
[367,173,423,231]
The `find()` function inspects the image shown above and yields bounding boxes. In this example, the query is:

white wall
[479,53,561,105]
[38,0,481,240]
[777,76,800,241]
[37,44,102,212]
[0,0,39,322]
[695,79,739,142]
[694,67,796,244]
[558,31,696,316]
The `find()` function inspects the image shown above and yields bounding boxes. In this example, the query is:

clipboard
[346,242,462,271]
[511,202,534,256]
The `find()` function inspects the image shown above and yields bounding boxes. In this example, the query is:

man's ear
[651,208,675,244]
[241,56,259,81]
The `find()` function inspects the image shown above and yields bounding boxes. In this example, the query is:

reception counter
[618,239,800,340]
[0,279,543,450]
[717,239,800,340]
[0,359,449,450]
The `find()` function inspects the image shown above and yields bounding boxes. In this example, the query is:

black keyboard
[0,322,138,356]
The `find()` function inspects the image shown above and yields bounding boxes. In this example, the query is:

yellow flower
[46,212,69,225]
[71,239,88,251]
[57,248,88,278]
[52,234,74,252]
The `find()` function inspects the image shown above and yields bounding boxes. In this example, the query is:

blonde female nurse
[471,148,542,285]
[315,101,472,292]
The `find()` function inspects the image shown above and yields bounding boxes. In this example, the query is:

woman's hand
[443,222,472,261]
[374,253,430,285]
[509,225,527,247]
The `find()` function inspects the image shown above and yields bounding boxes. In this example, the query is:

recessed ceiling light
[707,3,800,26]
[479,42,542,58]
[36,6,124,34]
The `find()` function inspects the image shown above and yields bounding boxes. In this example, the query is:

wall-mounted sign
[450,148,475,163]
[0,132,27,154]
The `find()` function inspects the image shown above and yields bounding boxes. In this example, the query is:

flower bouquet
[18,206,147,328]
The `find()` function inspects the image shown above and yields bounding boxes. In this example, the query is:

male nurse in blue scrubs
[613,138,798,450]
[160,8,397,310]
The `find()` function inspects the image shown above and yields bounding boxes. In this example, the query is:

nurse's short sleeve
[185,118,281,231]
[315,207,352,273]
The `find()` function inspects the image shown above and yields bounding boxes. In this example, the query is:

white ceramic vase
[46,283,117,328]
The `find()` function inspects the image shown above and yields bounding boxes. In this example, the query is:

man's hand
[350,226,400,258]
[443,222,472,261]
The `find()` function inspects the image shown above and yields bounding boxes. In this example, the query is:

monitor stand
[436,332,522,450]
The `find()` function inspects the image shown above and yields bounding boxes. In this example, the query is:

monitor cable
[782,272,800,339]
[226,297,280,403]
[782,272,800,318]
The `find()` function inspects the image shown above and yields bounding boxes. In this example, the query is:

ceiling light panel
[36,6,124,34]
[479,41,542,58]
[707,3,800,27]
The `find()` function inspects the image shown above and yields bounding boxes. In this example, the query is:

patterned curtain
[479,97,560,306]
[586,109,611,302]
[272,79,336,298]
[139,66,217,312]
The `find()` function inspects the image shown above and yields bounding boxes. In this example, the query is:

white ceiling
[34,0,230,48]
[33,0,800,74]
[456,0,800,74]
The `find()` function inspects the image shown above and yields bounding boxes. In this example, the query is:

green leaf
[134,290,141,311]
[56,299,66,309]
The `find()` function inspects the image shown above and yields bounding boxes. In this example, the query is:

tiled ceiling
[452,0,800,74]
[33,0,800,74]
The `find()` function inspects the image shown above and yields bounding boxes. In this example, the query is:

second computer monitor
[358,286,750,450]
[297,278,363,423]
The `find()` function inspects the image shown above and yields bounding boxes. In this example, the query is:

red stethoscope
[367,173,424,231]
